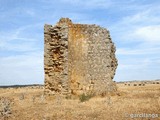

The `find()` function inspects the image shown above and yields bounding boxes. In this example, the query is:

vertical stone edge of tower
[44,18,72,95]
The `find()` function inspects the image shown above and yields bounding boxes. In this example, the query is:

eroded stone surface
[44,18,118,96]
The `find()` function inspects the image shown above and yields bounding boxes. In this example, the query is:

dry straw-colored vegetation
[0,84,159,120]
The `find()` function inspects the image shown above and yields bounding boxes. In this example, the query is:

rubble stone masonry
[44,18,118,96]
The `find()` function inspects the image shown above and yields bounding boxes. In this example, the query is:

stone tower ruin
[44,18,118,96]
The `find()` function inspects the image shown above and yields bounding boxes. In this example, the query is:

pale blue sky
[0,0,160,85]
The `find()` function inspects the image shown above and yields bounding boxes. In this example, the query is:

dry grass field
[0,83,160,120]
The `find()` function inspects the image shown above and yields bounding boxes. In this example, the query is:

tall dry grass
[0,84,159,120]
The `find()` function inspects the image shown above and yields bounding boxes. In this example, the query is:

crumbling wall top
[57,18,72,26]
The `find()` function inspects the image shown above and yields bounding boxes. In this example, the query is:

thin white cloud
[114,56,160,81]
[59,0,112,9]
[25,9,35,16]
[0,41,39,52]
[0,23,42,52]
[0,23,41,41]
[122,11,149,24]
[134,25,160,42]
[110,4,160,32]
[116,47,160,55]
[0,52,44,85]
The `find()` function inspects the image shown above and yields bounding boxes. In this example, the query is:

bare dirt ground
[0,84,160,120]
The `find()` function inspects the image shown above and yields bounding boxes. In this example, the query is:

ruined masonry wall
[44,22,69,95]
[44,18,118,96]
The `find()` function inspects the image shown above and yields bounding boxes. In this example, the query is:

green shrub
[79,93,94,102]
